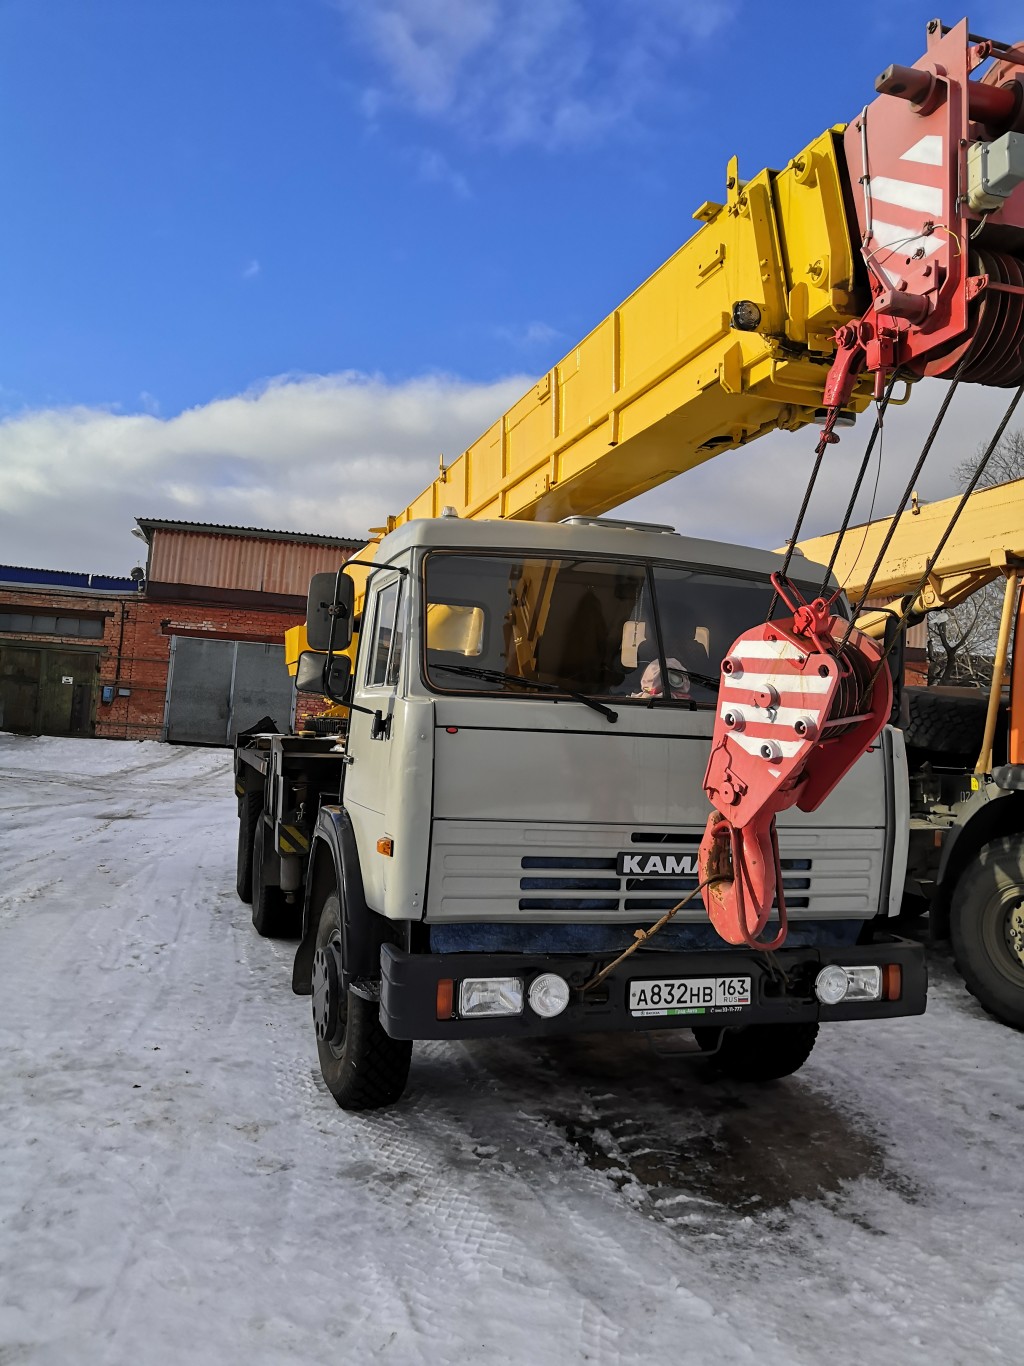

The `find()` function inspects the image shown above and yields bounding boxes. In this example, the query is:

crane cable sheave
[699,575,892,949]
[821,18,1024,420]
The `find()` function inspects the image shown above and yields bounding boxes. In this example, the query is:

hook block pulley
[699,575,892,949]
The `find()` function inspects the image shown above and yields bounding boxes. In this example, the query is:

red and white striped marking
[717,638,834,765]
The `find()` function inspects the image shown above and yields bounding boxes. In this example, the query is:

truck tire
[693,1021,819,1081]
[311,890,412,1111]
[251,817,297,938]
[236,792,262,904]
[950,837,1024,1030]
[903,688,993,768]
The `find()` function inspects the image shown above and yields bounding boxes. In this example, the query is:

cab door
[343,572,408,909]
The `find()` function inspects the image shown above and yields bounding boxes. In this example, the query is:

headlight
[815,965,850,1005]
[841,965,883,1001]
[815,964,883,1005]
[458,977,524,1018]
[528,973,570,1018]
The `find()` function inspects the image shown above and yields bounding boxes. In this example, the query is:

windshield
[423,551,827,707]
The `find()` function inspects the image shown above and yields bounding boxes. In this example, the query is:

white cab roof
[374,516,831,586]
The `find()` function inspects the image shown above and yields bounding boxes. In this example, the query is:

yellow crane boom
[289,16,1024,683]
[288,130,872,674]
[795,476,1024,616]
[377,133,867,533]
[797,476,1024,776]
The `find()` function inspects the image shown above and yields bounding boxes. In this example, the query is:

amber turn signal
[882,964,902,1000]
[436,979,454,1020]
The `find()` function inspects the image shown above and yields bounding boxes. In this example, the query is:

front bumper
[379,936,927,1040]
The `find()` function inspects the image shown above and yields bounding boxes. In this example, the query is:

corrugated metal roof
[145,529,357,595]
[0,565,142,593]
[135,518,362,549]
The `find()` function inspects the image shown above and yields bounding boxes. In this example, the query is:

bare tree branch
[926,429,1024,686]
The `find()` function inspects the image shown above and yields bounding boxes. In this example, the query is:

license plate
[628,976,751,1017]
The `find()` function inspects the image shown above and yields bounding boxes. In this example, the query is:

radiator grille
[427,820,881,923]
[518,849,811,913]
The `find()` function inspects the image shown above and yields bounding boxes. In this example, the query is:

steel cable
[839,355,971,652]
[818,375,899,598]
[858,380,1024,698]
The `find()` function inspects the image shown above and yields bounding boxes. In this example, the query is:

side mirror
[295,650,326,694]
[323,655,352,704]
[306,570,355,652]
[294,650,352,703]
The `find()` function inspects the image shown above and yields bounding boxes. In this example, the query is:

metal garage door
[164,637,293,746]
[0,645,98,736]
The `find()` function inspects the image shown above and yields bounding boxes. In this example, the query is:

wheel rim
[1007,900,1024,971]
[311,933,346,1053]
[980,886,1024,987]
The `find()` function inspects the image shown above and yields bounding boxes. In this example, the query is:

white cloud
[0,372,531,575]
[494,320,563,350]
[333,0,733,148]
[241,259,261,280]
[414,147,471,198]
[2,367,1018,595]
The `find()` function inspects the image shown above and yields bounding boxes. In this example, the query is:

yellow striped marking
[279,825,309,856]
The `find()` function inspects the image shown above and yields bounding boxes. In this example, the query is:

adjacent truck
[800,475,1024,1028]
[235,17,1024,1106]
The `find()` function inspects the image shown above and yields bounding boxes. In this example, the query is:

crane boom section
[377,131,869,534]
[795,476,1024,615]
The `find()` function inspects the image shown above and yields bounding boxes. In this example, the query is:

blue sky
[0,0,1020,571]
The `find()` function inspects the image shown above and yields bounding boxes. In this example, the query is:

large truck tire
[310,890,412,1111]
[903,687,994,768]
[251,817,299,938]
[694,1021,819,1081]
[236,792,262,904]
[950,837,1024,1030]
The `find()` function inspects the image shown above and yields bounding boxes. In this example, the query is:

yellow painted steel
[795,476,1024,616]
[370,131,869,534]
[976,570,1019,776]
[290,133,875,686]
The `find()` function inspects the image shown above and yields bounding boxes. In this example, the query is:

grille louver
[518,839,811,913]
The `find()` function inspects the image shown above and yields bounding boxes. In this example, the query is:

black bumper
[379,935,927,1041]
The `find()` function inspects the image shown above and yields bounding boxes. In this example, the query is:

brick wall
[0,587,127,734]
[0,585,305,741]
[98,598,305,740]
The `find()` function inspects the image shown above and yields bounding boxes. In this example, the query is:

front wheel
[693,1021,819,1081]
[310,891,412,1111]
[950,837,1024,1030]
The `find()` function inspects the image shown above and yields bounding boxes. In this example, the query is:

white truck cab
[240,515,925,1111]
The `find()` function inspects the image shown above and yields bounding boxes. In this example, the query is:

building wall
[2,528,358,743]
[96,598,305,740]
[0,586,132,735]
[0,586,306,740]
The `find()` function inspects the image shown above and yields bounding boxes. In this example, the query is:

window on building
[0,611,105,639]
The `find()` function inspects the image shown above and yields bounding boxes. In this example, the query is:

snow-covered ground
[1,734,1021,1366]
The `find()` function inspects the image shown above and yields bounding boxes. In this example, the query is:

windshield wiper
[433,664,618,724]
[685,669,721,693]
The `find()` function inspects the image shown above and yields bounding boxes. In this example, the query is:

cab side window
[366,580,403,689]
